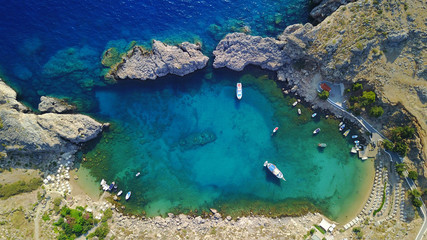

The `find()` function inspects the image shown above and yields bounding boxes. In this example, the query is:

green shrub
[314,225,326,234]
[408,171,418,180]
[54,206,95,239]
[0,177,42,199]
[42,213,50,221]
[88,222,109,240]
[369,106,384,117]
[309,229,315,235]
[318,90,329,100]
[352,83,363,91]
[356,42,364,50]
[101,208,113,222]
[0,116,3,129]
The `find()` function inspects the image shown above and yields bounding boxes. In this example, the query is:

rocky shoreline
[106,40,209,81]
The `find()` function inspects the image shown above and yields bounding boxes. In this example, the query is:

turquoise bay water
[82,69,372,221]
[0,0,373,222]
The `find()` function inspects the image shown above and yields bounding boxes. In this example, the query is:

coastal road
[323,82,427,239]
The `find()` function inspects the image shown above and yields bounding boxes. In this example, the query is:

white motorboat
[117,190,123,196]
[351,135,358,139]
[236,82,242,100]
[136,172,140,177]
[298,108,301,115]
[264,161,286,181]
[313,128,321,135]
[292,101,298,107]
[312,113,317,118]
[125,191,131,200]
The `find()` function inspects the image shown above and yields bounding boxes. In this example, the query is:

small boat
[343,129,350,137]
[351,135,358,139]
[313,128,321,135]
[339,122,344,127]
[354,140,360,144]
[292,101,298,107]
[117,190,123,196]
[108,182,115,191]
[125,191,131,200]
[136,172,140,177]
[318,143,327,148]
[312,113,317,118]
[298,109,301,115]
[351,147,357,154]
[236,82,242,100]
[264,161,286,181]
[339,124,346,131]
[271,127,279,136]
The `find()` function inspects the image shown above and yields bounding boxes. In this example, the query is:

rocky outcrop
[213,33,286,71]
[38,96,76,113]
[109,40,209,81]
[0,80,104,164]
[310,0,354,23]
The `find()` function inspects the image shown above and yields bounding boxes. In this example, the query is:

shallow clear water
[0,1,373,221]
[81,69,372,220]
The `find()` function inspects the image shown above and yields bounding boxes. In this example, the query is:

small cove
[81,69,374,222]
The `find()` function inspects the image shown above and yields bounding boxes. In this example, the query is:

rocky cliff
[107,40,209,81]
[0,80,104,167]
[213,0,426,169]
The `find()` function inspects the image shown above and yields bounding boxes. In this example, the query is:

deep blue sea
[0,0,373,222]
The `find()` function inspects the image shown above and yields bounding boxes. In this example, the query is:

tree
[408,171,418,180]
[369,106,384,117]
[310,229,315,235]
[318,90,329,100]
[382,140,393,151]
[413,198,423,207]
[393,141,408,156]
[73,224,83,234]
[360,91,376,106]
[410,189,421,198]
[395,163,406,176]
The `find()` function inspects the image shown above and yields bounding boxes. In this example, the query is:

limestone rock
[37,114,103,143]
[112,40,208,81]
[38,96,76,113]
[213,33,285,71]
[0,79,103,160]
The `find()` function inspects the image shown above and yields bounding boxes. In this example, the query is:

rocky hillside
[0,80,105,168]
[214,0,426,176]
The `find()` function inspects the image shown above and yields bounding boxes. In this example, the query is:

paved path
[322,82,427,240]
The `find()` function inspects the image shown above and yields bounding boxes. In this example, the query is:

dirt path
[34,203,42,240]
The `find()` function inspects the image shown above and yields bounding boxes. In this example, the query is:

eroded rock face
[38,96,76,113]
[111,40,209,80]
[213,33,285,71]
[0,80,103,160]
[310,0,354,23]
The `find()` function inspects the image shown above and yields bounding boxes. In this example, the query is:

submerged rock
[109,40,209,81]
[179,130,217,150]
[38,96,77,113]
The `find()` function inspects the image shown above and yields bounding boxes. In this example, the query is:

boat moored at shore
[126,191,131,200]
[343,129,350,137]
